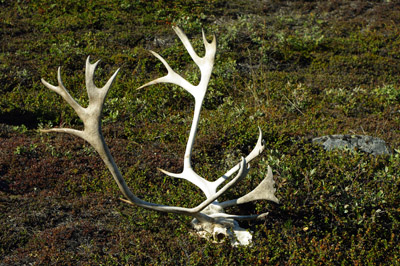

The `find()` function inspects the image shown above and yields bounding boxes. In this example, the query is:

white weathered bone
[219,166,279,208]
[40,27,278,246]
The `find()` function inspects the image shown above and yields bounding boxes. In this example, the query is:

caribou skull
[40,27,279,246]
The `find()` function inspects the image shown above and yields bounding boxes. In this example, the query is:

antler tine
[201,29,217,64]
[137,50,195,96]
[218,165,279,209]
[213,127,265,188]
[85,56,101,90]
[41,68,85,119]
[172,26,201,64]
[85,56,120,109]
[209,212,269,221]
[202,28,217,49]
[39,127,85,139]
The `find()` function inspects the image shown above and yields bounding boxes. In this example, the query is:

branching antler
[138,27,217,197]
[138,26,278,207]
[40,27,278,245]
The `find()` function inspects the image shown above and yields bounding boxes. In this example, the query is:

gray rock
[312,134,392,155]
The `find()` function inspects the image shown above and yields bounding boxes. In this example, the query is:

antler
[138,27,271,200]
[137,27,278,245]
[40,27,279,245]
[139,27,277,204]
[138,27,217,197]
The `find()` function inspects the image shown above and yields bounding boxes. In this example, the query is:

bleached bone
[40,27,278,245]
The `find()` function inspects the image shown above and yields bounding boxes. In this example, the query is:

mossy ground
[1,0,400,265]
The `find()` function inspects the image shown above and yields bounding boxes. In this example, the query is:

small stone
[312,134,392,155]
